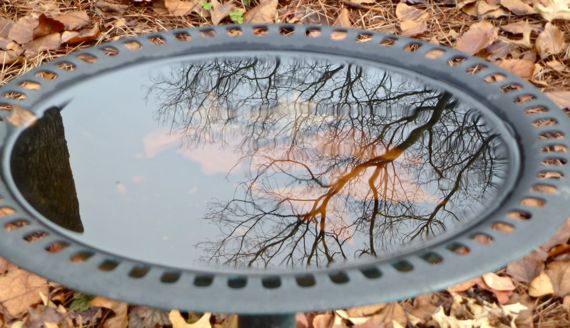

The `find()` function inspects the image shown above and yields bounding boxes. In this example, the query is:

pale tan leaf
[396,3,430,37]
[0,49,20,64]
[165,0,202,16]
[563,296,570,314]
[501,20,542,34]
[536,22,566,59]
[346,304,384,317]
[54,11,90,30]
[62,25,100,44]
[25,33,61,57]
[333,8,352,28]
[482,273,516,291]
[0,18,14,39]
[312,313,334,328]
[8,16,37,45]
[477,1,509,17]
[546,260,570,297]
[496,58,534,79]
[546,91,570,109]
[529,271,555,297]
[169,310,212,328]
[0,267,48,316]
[534,0,570,21]
[501,0,536,15]
[244,0,278,23]
[90,297,128,328]
[356,303,407,327]
[507,250,546,283]
[455,20,498,55]
[95,0,129,14]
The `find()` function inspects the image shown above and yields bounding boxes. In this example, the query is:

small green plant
[201,1,213,10]
[229,9,244,24]
[242,0,251,6]
[69,293,94,312]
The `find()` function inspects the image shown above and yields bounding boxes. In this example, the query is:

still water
[11,53,509,270]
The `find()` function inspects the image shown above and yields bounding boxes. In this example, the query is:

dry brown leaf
[8,16,38,45]
[501,0,536,15]
[402,294,438,322]
[0,267,48,317]
[356,303,407,328]
[482,273,516,291]
[546,59,568,72]
[507,250,547,283]
[496,58,535,78]
[546,91,570,109]
[54,11,90,30]
[95,0,129,14]
[448,278,481,293]
[529,271,554,297]
[477,1,509,17]
[313,313,334,328]
[244,0,278,23]
[534,0,570,21]
[210,0,235,25]
[25,33,61,57]
[33,14,64,39]
[169,310,211,328]
[546,260,570,297]
[536,22,566,59]
[395,3,430,37]
[90,297,128,328]
[455,20,498,55]
[164,0,202,16]
[346,304,384,317]
[0,49,20,64]
[333,8,352,28]
[501,20,542,34]
[563,296,570,314]
[503,20,533,48]
[62,25,100,44]
[0,18,13,39]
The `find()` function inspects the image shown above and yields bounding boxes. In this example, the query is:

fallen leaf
[0,18,14,39]
[0,49,20,64]
[501,20,542,34]
[210,0,235,25]
[455,20,499,55]
[563,296,570,314]
[95,0,129,14]
[129,306,170,327]
[346,304,384,317]
[90,297,128,328]
[546,260,570,297]
[33,14,64,39]
[534,0,570,21]
[546,91,570,110]
[357,303,407,327]
[395,3,430,37]
[536,22,566,59]
[507,250,547,283]
[529,271,555,297]
[448,278,481,292]
[25,33,61,57]
[169,310,211,328]
[333,8,352,28]
[62,24,100,44]
[164,0,202,16]
[402,294,438,322]
[482,273,516,291]
[504,20,533,48]
[496,58,534,79]
[501,0,536,15]
[54,11,90,30]
[8,16,37,45]
[0,267,48,316]
[244,0,278,23]
[477,1,509,17]
[312,313,334,328]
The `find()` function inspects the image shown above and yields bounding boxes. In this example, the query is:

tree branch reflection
[147,55,507,269]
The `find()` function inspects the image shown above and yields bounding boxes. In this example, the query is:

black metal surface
[0,25,567,314]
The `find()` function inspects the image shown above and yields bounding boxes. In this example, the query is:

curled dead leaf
[33,14,64,39]
[546,260,570,297]
[529,271,554,297]
[395,3,430,37]
[455,20,498,55]
[164,0,203,16]
[62,25,100,44]
[506,250,547,283]
[482,273,516,291]
[0,267,48,317]
[95,0,129,14]
[25,33,61,57]
[501,0,536,15]
[244,0,278,23]
[169,310,212,328]
[536,22,566,59]
[54,11,90,30]
[0,18,14,39]
[496,58,535,79]
[534,0,570,21]
[90,297,128,328]
[210,0,236,25]
[8,16,37,45]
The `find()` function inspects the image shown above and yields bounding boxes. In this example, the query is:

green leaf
[69,293,94,312]
[229,9,244,24]
[201,1,213,10]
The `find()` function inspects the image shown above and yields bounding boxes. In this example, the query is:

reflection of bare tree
[147,56,507,268]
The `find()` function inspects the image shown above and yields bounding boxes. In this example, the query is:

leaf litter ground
[0,0,569,327]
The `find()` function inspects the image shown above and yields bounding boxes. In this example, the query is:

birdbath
[0,25,568,327]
